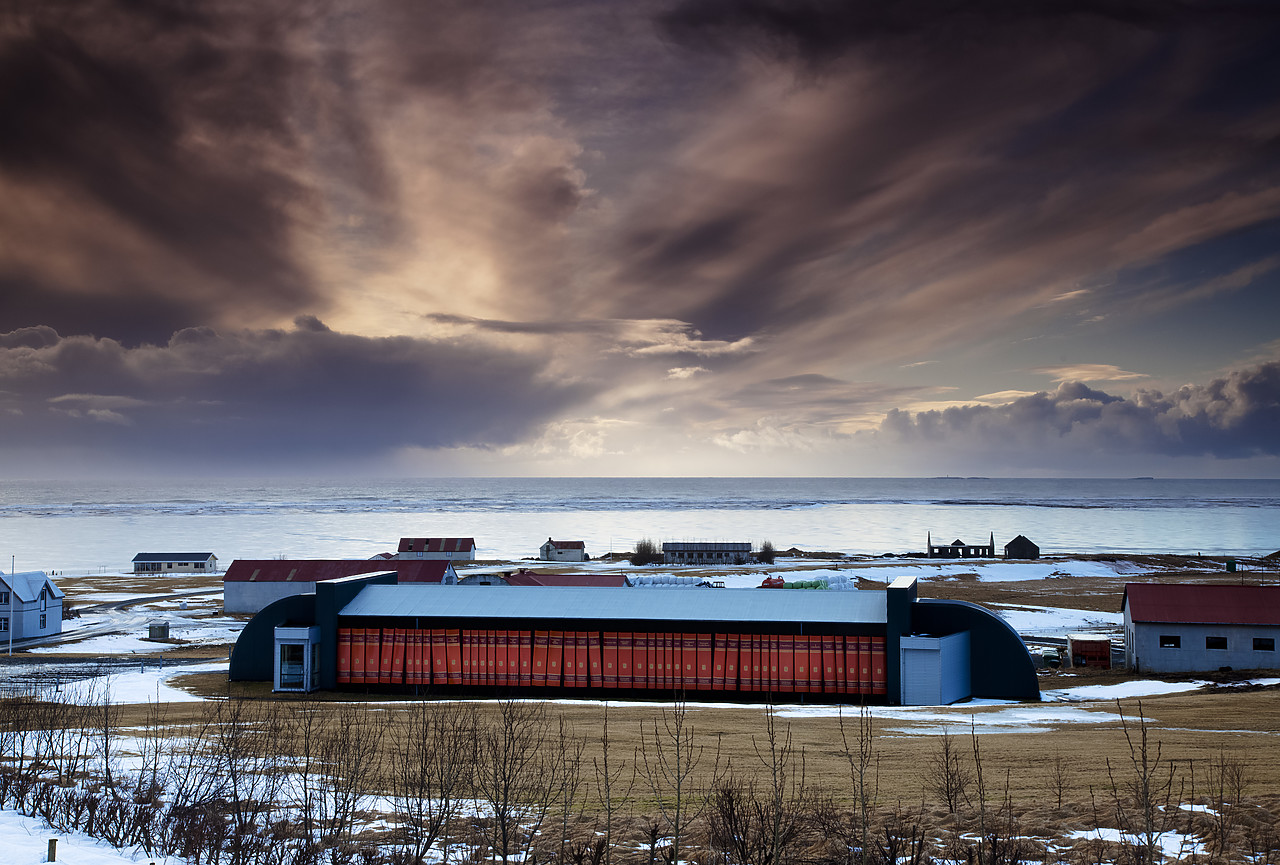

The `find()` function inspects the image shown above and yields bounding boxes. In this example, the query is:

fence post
[47,838,57,861]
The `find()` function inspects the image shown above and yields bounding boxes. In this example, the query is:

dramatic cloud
[878,363,1280,462]
[0,320,590,472]
[4,0,1280,474]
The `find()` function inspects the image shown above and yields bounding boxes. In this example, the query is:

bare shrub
[631,539,663,566]
[389,700,476,865]
[926,726,971,814]
[637,700,721,865]
[707,706,809,865]
[472,699,570,865]
[1106,701,1182,865]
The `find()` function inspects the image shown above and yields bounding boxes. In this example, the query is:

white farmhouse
[539,538,588,562]
[0,571,64,642]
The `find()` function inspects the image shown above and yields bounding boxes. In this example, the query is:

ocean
[1,477,1277,574]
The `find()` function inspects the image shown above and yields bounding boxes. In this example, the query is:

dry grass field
[10,557,1280,863]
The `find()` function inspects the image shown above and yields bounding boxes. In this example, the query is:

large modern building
[1123,583,1280,673]
[223,559,458,613]
[0,571,64,641]
[230,573,1040,705]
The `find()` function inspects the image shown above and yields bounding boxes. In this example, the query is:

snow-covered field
[0,808,185,865]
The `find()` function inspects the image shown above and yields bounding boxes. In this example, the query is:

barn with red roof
[396,538,477,561]
[1123,582,1280,673]
[224,558,458,613]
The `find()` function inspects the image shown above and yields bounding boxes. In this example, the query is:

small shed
[1003,535,1040,560]
[1067,634,1111,669]
[148,620,170,640]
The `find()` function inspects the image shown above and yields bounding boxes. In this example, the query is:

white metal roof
[339,585,887,625]
[1,571,65,603]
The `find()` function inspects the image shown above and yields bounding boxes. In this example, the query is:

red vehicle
[760,575,784,588]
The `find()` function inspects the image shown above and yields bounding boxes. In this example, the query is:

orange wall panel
[337,628,352,684]
[871,636,887,696]
[532,630,549,686]
[445,629,461,685]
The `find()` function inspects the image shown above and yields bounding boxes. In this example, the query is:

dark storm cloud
[0,320,591,468]
[877,363,1280,459]
[0,2,323,338]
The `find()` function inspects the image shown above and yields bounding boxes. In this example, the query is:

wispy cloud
[1033,364,1148,383]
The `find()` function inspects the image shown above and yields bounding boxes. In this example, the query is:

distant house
[926,533,995,559]
[1003,535,1040,560]
[663,542,752,565]
[539,538,588,562]
[133,553,218,574]
[1123,582,1280,673]
[396,538,477,561]
[223,559,458,613]
[0,571,64,641]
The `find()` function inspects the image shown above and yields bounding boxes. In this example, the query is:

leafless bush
[926,726,972,815]
[637,699,721,865]
[591,704,634,865]
[472,699,570,865]
[1106,701,1182,865]
[389,700,476,865]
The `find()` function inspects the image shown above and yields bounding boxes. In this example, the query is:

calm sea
[1,477,1277,574]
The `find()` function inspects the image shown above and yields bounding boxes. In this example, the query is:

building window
[0,591,8,605]
[1206,636,1228,650]
[0,618,7,632]
[1254,637,1275,651]
[1159,635,1180,648]
[39,614,46,629]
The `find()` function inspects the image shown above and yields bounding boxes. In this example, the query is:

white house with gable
[1,571,64,641]
[539,538,588,562]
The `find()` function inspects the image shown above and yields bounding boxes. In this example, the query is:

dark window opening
[1254,637,1275,651]
[1206,636,1228,650]
[1159,635,1180,648]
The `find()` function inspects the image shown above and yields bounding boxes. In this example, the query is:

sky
[1,0,1279,478]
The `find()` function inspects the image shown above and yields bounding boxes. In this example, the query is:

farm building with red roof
[396,538,477,561]
[1123,582,1280,673]
[223,559,458,613]
[539,538,588,562]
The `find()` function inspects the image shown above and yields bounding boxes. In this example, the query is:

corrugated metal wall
[336,627,886,696]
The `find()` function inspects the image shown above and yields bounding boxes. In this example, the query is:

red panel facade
[532,630,549,686]
[337,629,352,684]
[603,632,619,688]
[547,631,564,686]
[589,632,603,688]
[712,634,727,690]
[445,630,461,685]
[871,637,887,695]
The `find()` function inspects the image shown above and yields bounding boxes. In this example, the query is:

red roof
[397,537,477,553]
[223,559,454,584]
[1123,583,1280,626]
[504,570,628,588]
[545,539,586,550]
